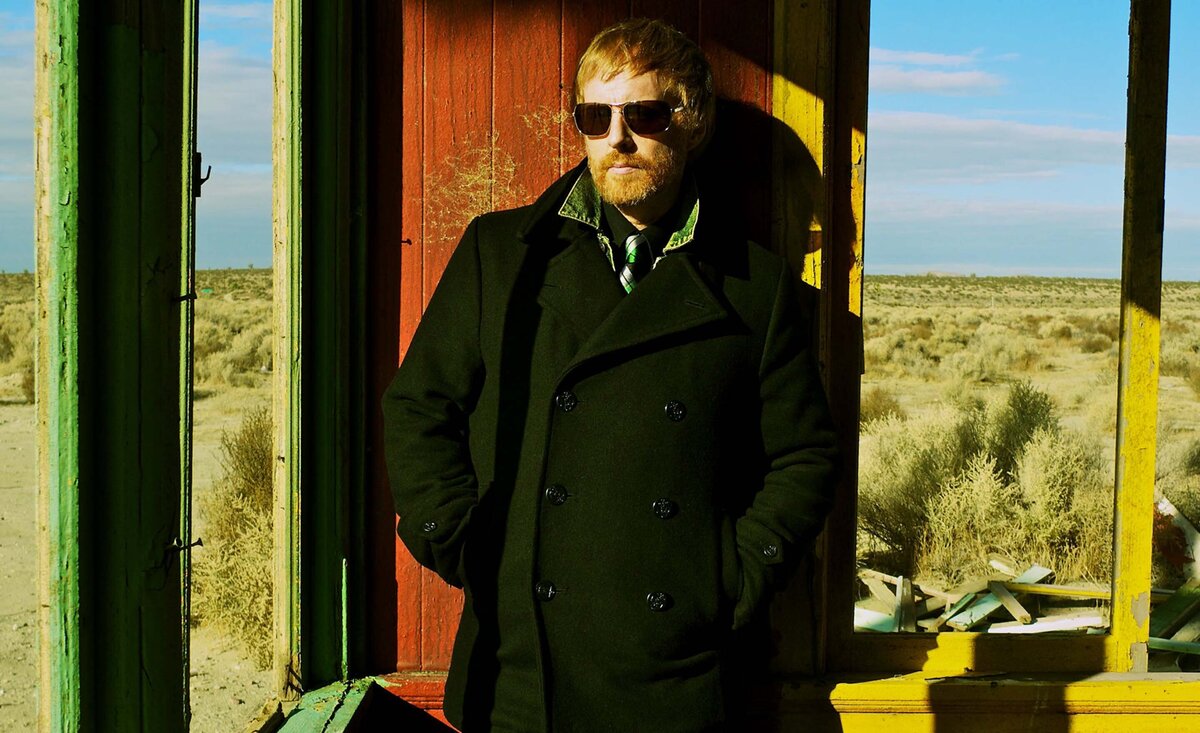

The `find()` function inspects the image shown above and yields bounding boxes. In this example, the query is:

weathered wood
[854,605,896,633]
[897,577,917,633]
[37,1,188,729]
[1110,0,1171,673]
[987,554,1021,577]
[990,612,1109,635]
[1149,579,1200,640]
[920,592,980,633]
[988,582,1033,625]
[1149,637,1200,656]
[947,566,1052,631]
[862,576,895,606]
[1002,582,1172,602]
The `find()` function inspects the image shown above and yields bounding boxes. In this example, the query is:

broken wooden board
[897,576,917,632]
[1148,578,1200,639]
[1002,581,1173,602]
[946,565,1053,631]
[862,576,896,606]
[854,605,895,633]
[989,610,1108,634]
[920,591,980,632]
[988,581,1033,624]
[1149,637,1200,655]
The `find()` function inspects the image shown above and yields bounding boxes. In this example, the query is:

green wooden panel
[35,1,190,730]
[274,0,372,696]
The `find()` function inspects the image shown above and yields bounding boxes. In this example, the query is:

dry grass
[192,405,274,669]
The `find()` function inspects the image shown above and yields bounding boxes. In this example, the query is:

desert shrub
[943,323,1040,382]
[1037,318,1073,341]
[858,382,1110,582]
[979,380,1057,479]
[193,406,274,669]
[858,406,983,570]
[193,299,272,387]
[916,429,1112,586]
[1078,335,1112,354]
[859,386,906,425]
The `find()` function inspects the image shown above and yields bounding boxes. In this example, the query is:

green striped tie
[619,232,650,293]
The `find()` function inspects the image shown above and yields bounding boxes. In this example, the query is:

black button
[664,400,686,422]
[535,581,558,602]
[762,543,779,559]
[421,521,438,533]
[651,498,678,520]
[646,591,673,612]
[555,391,579,412]
[545,484,568,506]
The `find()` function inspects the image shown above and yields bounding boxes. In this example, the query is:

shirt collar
[558,169,701,255]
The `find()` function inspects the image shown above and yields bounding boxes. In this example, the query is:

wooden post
[1110,0,1171,674]
[35,1,190,729]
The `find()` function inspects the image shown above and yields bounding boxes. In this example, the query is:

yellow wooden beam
[1110,0,1171,674]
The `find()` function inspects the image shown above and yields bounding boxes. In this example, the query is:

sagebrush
[192,405,274,669]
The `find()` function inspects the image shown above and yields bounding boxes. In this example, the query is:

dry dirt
[0,387,273,733]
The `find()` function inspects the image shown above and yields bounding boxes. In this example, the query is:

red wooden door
[367,0,774,717]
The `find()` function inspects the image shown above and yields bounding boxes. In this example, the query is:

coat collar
[519,159,747,381]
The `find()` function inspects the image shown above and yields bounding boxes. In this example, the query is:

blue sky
[0,1,1196,278]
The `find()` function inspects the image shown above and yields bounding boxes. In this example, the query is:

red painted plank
[420,0,494,669]
[493,2,563,210]
[631,0,698,42]
[422,0,495,305]
[560,1,629,174]
[395,0,428,671]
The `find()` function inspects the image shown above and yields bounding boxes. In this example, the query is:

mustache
[599,153,645,169]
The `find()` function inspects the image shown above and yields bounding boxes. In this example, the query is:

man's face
[579,70,702,215]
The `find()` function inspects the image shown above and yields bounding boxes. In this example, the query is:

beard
[589,145,684,209]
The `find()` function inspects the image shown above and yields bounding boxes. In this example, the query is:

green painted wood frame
[272,0,373,700]
[34,0,195,730]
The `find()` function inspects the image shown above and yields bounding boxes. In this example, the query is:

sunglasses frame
[572,100,683,138]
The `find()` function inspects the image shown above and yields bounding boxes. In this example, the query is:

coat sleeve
[381,218,486,588]
[733,264,840,629]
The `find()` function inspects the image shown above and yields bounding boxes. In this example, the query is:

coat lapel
[535,233,626,343]
[560,252,733,380]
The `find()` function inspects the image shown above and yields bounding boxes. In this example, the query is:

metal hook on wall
[194,150,212,197]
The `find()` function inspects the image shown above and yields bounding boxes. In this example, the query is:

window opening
[186,2,276,729]
[0,5,38,728]
[855,3,1130,635]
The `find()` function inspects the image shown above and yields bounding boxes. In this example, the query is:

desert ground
[2,271,1200,729]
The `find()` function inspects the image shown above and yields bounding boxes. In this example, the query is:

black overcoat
[383,163,839,732]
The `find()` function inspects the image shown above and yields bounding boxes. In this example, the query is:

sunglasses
[572,100,681,137]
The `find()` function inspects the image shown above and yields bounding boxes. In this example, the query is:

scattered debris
[856,562,1200,664]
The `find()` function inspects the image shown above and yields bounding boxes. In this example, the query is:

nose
[605,109,634,150]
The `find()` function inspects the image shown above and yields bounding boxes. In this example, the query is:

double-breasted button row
[545,484,568,506]
[555,390,578,412]
[664,400,687,422]
[535,580,557,602]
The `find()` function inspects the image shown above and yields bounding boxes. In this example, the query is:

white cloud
[197,40,271,166]
[869,46,1008,96]
[870,48,979,67]
[871,65,1005,96]
[868,111,1126,185]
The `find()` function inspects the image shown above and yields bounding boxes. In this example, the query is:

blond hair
[573,18,715,138]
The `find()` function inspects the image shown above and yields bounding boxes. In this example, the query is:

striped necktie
[618,232,651,293]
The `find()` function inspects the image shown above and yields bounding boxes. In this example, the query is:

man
[383,18,838,732]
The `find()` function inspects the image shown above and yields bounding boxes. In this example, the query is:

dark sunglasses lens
[574,104,612,136]
[624,101,673,134]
